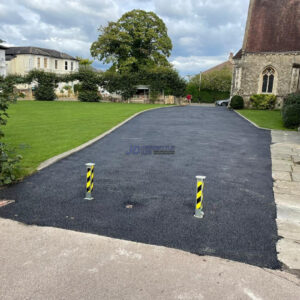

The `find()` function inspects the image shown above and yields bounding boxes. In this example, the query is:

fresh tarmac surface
[0,106,279,269]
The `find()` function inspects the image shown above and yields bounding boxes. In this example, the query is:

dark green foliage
[282,104,300,128]
[0,75,22,185]
[283,93,300,109]
[185,83,230,103]
[0,142,22,185]
[281,93,300,128]
[230,95,244,109]
[27,70,58,101]
[91,10,172,73]
[250,94,276,110]
[102,66,186,100]
[73,83,82,95]
[76,67,101,102]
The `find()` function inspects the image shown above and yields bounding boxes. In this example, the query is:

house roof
[202,60,233,75]
[0,45,8,50]
[245,0,300,53]
[5,47,78,60]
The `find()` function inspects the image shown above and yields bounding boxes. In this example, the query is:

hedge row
[282,93,300,128]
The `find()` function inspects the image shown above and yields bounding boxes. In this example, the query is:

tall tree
[91,10,172,73]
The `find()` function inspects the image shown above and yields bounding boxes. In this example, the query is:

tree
[201,67,232,92]
[76,56,94,67]
[91,10,172,73]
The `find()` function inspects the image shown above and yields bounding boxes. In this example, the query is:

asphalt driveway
[0,106,279,268]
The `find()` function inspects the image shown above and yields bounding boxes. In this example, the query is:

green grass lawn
[3,101,166,177]
[236,109,295,131]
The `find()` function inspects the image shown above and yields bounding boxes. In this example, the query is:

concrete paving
[0,218,299,300]
[0,107,279,268]
[271,131,300,271]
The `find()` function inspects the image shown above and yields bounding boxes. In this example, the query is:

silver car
[215,99,230,106]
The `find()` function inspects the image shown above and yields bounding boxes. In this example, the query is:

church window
[262,67,275,93]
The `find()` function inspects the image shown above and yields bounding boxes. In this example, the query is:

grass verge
[236,109,296,131]
[4,101,166,178]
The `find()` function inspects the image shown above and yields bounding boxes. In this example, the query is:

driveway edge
[233,110,271,131]
[37,105,178,171]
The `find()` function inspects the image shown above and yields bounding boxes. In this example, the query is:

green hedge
[230,95,244,109]
[282,104,300,128]
[282,94,300,128]
[283,93,300,109]
[185,86,229,103]
[250,94,276,110]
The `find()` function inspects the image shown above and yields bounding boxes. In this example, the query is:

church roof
[5,47,78,60]
[233,49,243,60]
[245,0,300,53]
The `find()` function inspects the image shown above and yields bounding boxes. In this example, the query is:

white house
[5,46,79,76]
[0,45,7,77]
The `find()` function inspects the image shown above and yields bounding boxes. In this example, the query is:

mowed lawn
[4,101,166,177]
[237,109,295,131]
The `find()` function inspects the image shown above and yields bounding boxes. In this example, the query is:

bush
[0,142,22,185]
[282,104,300,128]
[27,70,57,101]
[250,94,276,110]
[0,76,23,185]
[78,90,101,102]
[77,68,101,102]
[230,95,244,109]
[283,93,300,109]
[73,83,82,95]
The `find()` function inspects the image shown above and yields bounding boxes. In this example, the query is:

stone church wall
[231,52,300,108]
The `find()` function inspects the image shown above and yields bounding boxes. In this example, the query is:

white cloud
[0,0,250,75]
[171,55,228,75]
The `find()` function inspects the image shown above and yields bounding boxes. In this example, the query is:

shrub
[78,90,101,102]
[282,104,300,128]
[283,93,300,110]
[27,70,57,101]
[230,95,244,109]
[77,68,100,102]
[0,76,23,185]
[73,83,82,95]
[250,94,276,110]
[0,142,22,185]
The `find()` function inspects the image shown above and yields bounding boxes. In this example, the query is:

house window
[262,67,275,93]
[65,61,68,70]
[71,61,74,71]
[37,57,40,68]
[44,58,47,68]
[55,60,58,70]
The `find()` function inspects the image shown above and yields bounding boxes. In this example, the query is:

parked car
[215,99,230,106]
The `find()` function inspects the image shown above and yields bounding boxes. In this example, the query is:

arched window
[262,67,275,93]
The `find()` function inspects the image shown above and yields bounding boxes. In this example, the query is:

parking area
[0,106,279,268]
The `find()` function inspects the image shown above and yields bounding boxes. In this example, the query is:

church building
[231,0,300,107]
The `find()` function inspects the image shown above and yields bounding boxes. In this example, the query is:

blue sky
[0,0,250,76]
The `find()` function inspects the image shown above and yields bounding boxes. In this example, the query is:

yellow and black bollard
[85,163,95,200]
[194,175,206,219]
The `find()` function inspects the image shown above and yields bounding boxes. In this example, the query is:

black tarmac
[0,107,279,268]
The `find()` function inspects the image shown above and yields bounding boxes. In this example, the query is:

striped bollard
[194,175,206,219]
[85,163,95,200]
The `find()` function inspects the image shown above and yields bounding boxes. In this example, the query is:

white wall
[0,49,6,77]
[6,54,79,76]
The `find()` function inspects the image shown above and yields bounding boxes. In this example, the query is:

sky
[0,0,250,76]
